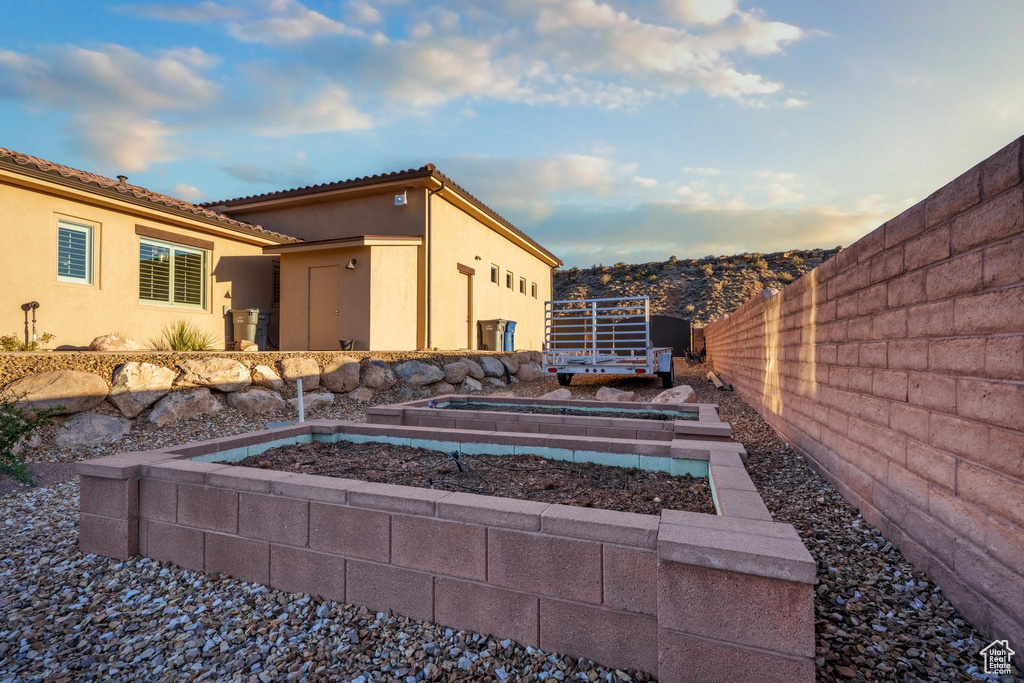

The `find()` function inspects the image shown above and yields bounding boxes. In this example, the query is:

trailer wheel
[557,373,572,386]
[659,366,674,388]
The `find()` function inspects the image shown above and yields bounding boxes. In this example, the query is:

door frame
[307,264,340,351]
[457,263,475,350]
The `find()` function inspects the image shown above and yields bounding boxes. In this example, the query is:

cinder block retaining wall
[704,136,1024,647]
[76,420,816,681]
[366,394,733,441]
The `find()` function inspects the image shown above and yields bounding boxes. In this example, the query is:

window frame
[531,282,538,299]
[138,236,208,310]
[490,264,499,284]
[506,271,513,289]
[519,277,526,294]
[56,219,94,285]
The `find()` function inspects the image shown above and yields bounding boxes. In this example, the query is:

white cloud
[783,96,808,108]
[633,176,658,188]
[255,84,372,135]
[114,2,245,23]
[226,0,364,44]
[664,0,738,26]
[757,171,807,205]
[345,0,382,24]
[682,166,721,175]
[171,183,205,201]
[70,113,179,173]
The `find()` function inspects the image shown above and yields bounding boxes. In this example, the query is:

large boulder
[480,356,506,378]
[251,365,284,391]
[516,362,543,382]
[463,377,483,393]
[442,362,469,385]
[528,350,543,365]
[226,389,286,414]
[457,357,485,381]
[88,335,140,352]
[513,351,532,366]
[394,360,444,386]
[1,371,108,417]
[108,362,176,418]
[595,386,636,402]
[278,357,320,390]
[431,381,456,395]
[360,360,397,390]
[348,387,373,402]
[149,388,221,427]
[54,412,131,448]
[175,358,250,393]
[651,385,696,405]
[289,391,334,411]
[398,386,427,402]
[499,356,520,374]
[541,388,572,400]
[321,357,361,393]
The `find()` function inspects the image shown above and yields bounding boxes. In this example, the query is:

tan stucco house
[0,149,560,352]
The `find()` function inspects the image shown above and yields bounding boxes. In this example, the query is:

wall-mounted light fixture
[474,255,482,260]
[394,190,408,206]
[346,259,357,270]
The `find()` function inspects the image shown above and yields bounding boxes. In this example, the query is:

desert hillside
[553,247,841,325]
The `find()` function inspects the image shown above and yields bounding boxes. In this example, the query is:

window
[506,272,513,289]
[57,220,93,284]
[490,264,499,284]
[139,237,207,308]
[519,277,526,294]
[531,282,537,298]
[272,260,281,306]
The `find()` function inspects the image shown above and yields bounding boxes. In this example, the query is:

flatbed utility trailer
[542,296,674,387]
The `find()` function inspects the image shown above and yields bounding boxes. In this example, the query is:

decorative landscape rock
[251,364,284,391]
[232,340,258,352]
[595,386,636,402]
[515,362,543,382]
[148,388,221,427]
[359,360,396,390]
[321,357,361,393]
[1,370,108,416]
[53,412,131,448]
[226,389,286,414]
[513,351,532,366]
[457,357,485,380]
[87,335,140,352]
[479,356,505,378]
[462,377,483,392]
[442,362,469,384]
[107,362,176,418]
[498,355,520,374]
[541,388,572,400]
[288,391,334,411]
[348,387,373,402]
[394,360,444,386]
[175,358,250,393]
[651,385,696,404]
[431,381,455,395]
[278,357,320,390]
[10,432,41,456]
[484,377,506,388]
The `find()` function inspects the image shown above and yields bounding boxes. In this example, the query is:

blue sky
[2,1,1022,266]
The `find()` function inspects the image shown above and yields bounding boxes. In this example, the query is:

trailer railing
[543,296,654,367]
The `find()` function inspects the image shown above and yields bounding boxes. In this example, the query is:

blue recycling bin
[503,320,517,352]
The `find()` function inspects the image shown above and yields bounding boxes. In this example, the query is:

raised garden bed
[220,441,716,515]
[76,417,816,681]
[366,394,733,442]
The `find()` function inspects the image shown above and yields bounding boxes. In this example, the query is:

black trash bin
[339,339,355,351]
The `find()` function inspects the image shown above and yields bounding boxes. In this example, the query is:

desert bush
[699,264,714,277]
[684,304,696,314]
[0,333,56,352]
[151,320,217,351]
[600,273,612,285]
[710,282,723,294]
[0,398,58,483]
[648,274,658,281]
[779,272,795,283]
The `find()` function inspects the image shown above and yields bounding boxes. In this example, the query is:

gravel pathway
[1,362,1017,681]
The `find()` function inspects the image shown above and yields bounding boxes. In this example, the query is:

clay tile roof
[0,147,298,243]
[204,164,562,265]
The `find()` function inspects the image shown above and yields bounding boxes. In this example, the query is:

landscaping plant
[0,398,57,484]
[151,320,217,351]
[0,332,56,351]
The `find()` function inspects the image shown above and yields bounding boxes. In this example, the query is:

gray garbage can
[255,310,272,350]
[231,308,259,344]
[477,319,507,351]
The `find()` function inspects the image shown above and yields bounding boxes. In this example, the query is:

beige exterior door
[460,271,473,349]
[308,265,340,350]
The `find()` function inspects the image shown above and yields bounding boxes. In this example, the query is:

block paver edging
[75,417,815,681]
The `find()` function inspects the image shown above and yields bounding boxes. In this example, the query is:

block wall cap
[541,504,660,548]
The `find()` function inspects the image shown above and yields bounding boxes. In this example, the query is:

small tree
[0,398,58,484]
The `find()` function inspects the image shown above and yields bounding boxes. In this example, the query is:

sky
[2,1,1022,267]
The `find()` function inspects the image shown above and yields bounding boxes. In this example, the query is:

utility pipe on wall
[426,180,446,349]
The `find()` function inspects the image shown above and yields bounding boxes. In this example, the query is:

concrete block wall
[76,422,817,681]
[704,136,1024,647]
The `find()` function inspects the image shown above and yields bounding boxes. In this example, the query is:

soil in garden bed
[439,402,695,421]
[221,441,715,515]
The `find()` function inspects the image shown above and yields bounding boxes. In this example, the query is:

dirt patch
[440,402,691,421]
[0,462,76,498]
[221,441,715,515]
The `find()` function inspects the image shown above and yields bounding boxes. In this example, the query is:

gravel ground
[1,360,1017,681]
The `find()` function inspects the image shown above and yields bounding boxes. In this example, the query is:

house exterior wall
[369,245,419,351]
[704,137,1024,648]
[0,177,274,350]
[428,193,552,351]
[277,245,372,351]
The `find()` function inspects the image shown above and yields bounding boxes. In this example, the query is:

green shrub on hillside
[0,333,56,352]
[0,398,58,484]
[151,320,217,351]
